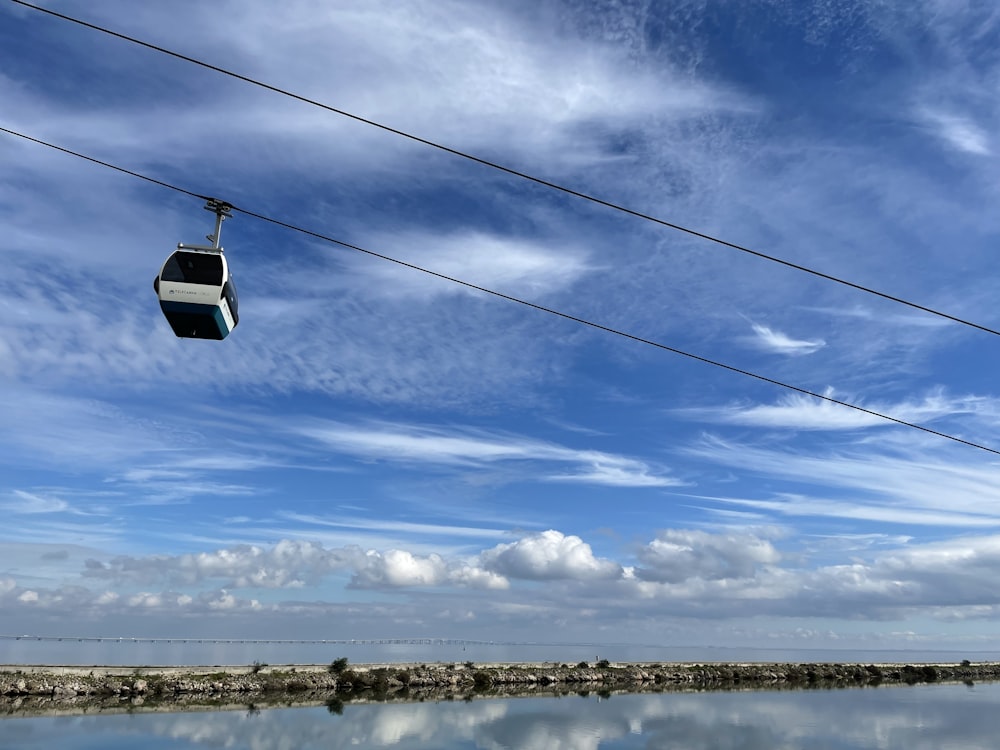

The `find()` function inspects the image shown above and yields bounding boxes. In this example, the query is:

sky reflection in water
[4,681,999,750]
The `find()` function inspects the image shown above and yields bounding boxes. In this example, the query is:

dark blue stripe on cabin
[159,301,231,340]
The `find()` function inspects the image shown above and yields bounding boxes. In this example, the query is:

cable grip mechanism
[178,198,234,253]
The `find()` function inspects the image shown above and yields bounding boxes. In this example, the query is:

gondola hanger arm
[179,198,233,253]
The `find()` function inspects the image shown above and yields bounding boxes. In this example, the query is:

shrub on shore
[326,656,347,674]
[472,671,493,688]
[328,658,349,675]
[338,669,362,688]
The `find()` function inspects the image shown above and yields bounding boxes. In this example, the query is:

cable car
[154,199,239,340]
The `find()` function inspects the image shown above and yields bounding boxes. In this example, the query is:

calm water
[3,681,998,749]
[4,638,1000,666]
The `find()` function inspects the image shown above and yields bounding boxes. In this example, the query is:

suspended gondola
[154,198,239,340]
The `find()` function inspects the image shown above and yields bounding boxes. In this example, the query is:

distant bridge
[0,635,603,647]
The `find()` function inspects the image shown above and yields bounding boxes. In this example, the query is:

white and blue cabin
[154,246,239,340]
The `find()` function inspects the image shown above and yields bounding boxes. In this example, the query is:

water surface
[4,638,998,666]
[4,681,998,749]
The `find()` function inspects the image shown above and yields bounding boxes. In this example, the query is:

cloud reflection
[11,683,1000,749]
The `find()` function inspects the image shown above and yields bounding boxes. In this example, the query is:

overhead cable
[2,124,997,457]
[9,0,1000,339]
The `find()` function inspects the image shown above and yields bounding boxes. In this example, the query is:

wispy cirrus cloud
[1,490,76,515]
[278,512,515,541]
[746,322,825,356]
[7,0,1000,649]
[918,109,992,155]
[680,389,989,431]
[699,492,1000,529]
[683,435,1000,526]
[349,231,595,300]
[293,420,681,487]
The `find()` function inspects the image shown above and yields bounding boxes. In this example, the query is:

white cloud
[0,0,765,412]
[162,0,752,161]
[704,492,1000,528]
[635,529,781,583]
[920,109,991,155]
[11,526,1000,626]
[84,540,351,589]
[1,579,262,615]
[747,323,825,355]
[2,490,71,515]
[683,389,987,431]
[806,304,952,329]
[206,590,260,611]
[0,387,179,471]
[350,549,507,590]
[448,564,510,590]
[596,531,1000,621]
[479,530,622,581]
[82,538,509,592]
[297,422,539,464]
[546,453,683,488]
[7,0,1000,649]
[0,389,284,513]
[0,518,126,548]
[352,549,447,588]
[0,0,756,184]
[351,231,594,300]
[296,420,679,487]
[685,435,1000,525]
[279,512,513,541]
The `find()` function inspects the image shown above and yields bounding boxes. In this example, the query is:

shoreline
[2,659,998,716]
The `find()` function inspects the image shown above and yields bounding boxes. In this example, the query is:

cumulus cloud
[84,540,353,589]
[0,579,263,615]
[350,549,508,590]
[13,528,1000,626]
[82,530,622,593]
[607,531,1000,623]
[634,529,781,583]
[351,549,446,588]
[479,530,622,581]
[59,527,1000,620]
[83,538,509,592]
[448,565,510,590]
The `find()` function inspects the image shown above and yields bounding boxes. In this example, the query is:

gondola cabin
[154,248,239,340]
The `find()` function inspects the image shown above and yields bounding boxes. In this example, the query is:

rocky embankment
[2,660,997,713]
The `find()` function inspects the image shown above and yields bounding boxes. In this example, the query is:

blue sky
[3,0,1000,653]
